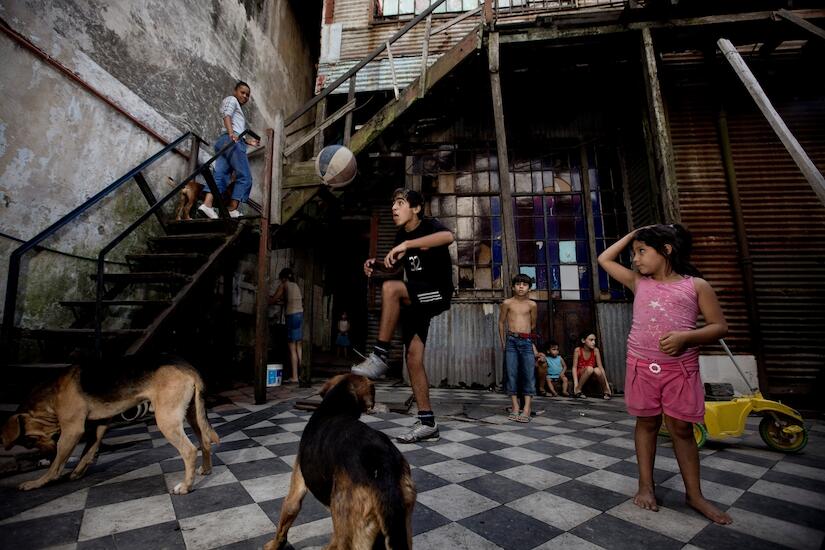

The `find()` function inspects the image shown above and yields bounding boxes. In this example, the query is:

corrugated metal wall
[407,302,503,387]
[726,98,825,395]
[596,302,632,391]
[665,60,825,396]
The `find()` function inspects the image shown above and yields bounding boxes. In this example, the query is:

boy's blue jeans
[505,334,536,396]
[213,133,252,203]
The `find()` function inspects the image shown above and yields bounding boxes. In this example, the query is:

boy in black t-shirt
[352,188,454,443]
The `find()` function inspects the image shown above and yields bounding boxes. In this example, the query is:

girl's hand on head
[658,331,687,356]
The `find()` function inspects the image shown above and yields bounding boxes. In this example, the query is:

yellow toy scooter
[663,340,808,453]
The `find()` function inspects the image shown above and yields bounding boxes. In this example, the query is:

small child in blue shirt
[539,341,569,397]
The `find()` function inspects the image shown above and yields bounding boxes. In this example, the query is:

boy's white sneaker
[396,421,440,443]
[351,353,388,379]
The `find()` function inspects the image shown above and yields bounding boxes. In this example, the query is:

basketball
[315,145,357,188]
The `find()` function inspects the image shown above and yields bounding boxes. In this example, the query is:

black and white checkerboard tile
[1,389,823,550]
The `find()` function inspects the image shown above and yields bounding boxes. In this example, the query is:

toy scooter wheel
[693,423,708,449]
[759,415,808,453]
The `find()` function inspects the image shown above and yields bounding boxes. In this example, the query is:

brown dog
[1,360,219,493]
[171,176,202,221]
[265,374,416,550]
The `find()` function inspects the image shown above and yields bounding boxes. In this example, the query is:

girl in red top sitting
[572,331,612,400]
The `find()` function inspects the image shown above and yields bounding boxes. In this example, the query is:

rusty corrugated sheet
[405,302,503,387]
[666,83,752,353]
[321,55,440,94]
[664,57,825,397]
[596,302,632,392]
[726,98,825,396]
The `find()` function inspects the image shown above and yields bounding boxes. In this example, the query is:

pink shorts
[624,356,705,423]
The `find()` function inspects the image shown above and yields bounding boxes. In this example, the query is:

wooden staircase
[279,10,483,224]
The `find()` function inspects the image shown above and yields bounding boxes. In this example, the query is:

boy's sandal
[516,414,531,423]
[574,392,587,399]
[603,393,612,400]
[508,411,521,422]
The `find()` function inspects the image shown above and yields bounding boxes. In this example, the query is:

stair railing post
[343,75,357,147]
[313,98,327,156]
[254,126,276,404]
[386,41,400,100]
[418,14,433,99]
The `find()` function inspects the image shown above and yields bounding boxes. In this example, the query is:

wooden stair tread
[127,253,206,260]
[27,328,145,336]
[151,232,228,241]
[90,272,191,282]
[60,300,172,308]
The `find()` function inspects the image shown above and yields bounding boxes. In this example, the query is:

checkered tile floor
[1,383,824,550]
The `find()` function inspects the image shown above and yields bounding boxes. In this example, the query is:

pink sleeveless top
[627,276,699,363]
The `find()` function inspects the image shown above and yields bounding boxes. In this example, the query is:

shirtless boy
[498,274,539,422]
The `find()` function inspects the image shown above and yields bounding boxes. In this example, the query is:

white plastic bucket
[266,364,283,387]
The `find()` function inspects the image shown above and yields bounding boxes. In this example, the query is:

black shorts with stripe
[401,281,451,346]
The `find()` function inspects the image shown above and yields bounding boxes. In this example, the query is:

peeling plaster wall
[0,0,317,326]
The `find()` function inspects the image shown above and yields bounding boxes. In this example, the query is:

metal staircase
[1,130,262,406]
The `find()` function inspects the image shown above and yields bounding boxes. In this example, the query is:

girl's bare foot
[687,495,733,525]
[633,485,658,511]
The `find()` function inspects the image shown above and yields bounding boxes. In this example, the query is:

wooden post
[775,9,825,41]
[343,75,357,147]
[488,31,517,297]
[418,14,432,99]
[300,258,315,386]
[718,38,825,206]
[640,27,680,223]
[313,98,327,156]
[253,127,275,404]
[579,146,602,300]
[483,0,494,25]
[271,111,285,225]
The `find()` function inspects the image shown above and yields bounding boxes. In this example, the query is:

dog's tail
[374,455,415,550]
[193,376,219,448]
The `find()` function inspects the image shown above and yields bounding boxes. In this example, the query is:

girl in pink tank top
[598,224,731,526]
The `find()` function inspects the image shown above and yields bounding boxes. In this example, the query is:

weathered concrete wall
[0,0,317,326]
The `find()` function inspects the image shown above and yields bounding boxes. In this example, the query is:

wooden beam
[349,25,481,155]
[271,112,285,225]
[776,9,825,41]
[488,31,518,297]
[254,127,275,404]
[641,27,679,223]
[718,38,825,206]
[285,98,356,157]
[498,9,825,44]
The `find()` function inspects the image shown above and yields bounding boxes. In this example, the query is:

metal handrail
[284,0,449,127]
[93,129,260,355]
[1,131,196,353]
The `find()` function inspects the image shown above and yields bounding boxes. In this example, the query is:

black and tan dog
[265,374,416,550]
[1,359,219,493]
